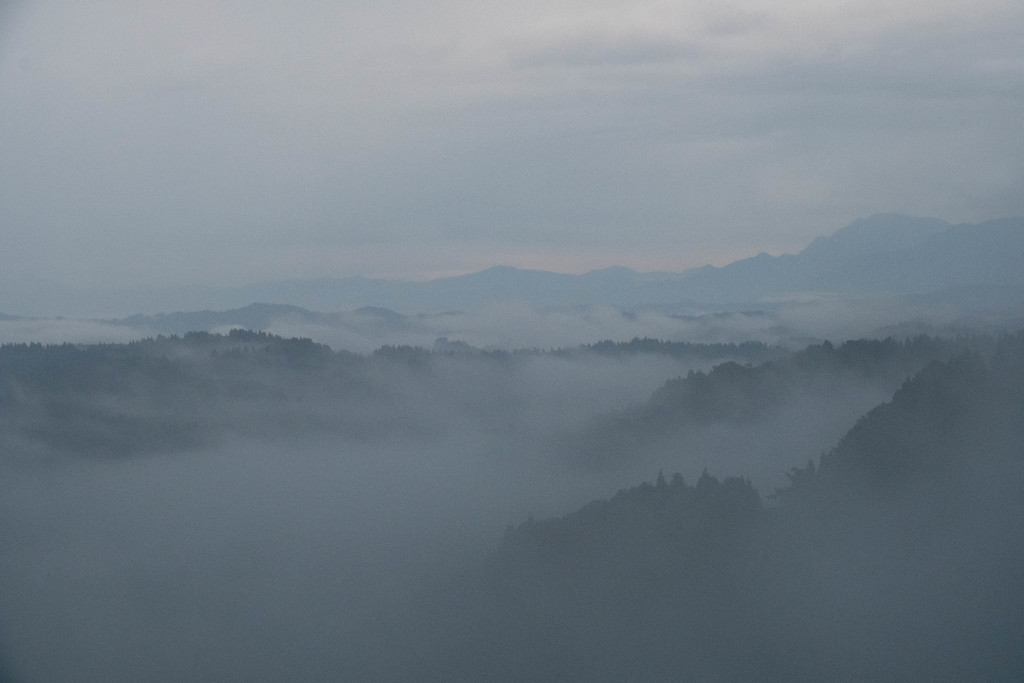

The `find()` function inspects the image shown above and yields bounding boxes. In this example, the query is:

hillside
[466,333,1024,681]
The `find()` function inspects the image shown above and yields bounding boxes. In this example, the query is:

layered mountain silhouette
[4,214,1021,319]
[210,214,1024,311]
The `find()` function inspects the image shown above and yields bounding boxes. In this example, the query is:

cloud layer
[2,0,1022,290]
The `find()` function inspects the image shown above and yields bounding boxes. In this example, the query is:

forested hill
[568,334,975,470]
[637,335,974,425]
[0,330,339,456]
[2,328,1022,679]
[0,331,775,458]
[468,333,1024,681]
[0,330,1004,470]
[801,334,1024,501]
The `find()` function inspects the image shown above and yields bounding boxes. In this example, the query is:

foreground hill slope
[460,333,1024,681]
[1,330,1021,680]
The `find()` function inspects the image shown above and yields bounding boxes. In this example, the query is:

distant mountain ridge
[3,214,1022,318]
[89,214,1024,344]
[237,214,1024,311]
[671,215,1024,303]
[798,214,948,261]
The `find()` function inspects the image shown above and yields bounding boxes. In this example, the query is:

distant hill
[799,214,949,261]
[235,265,687,312]
[229,214,1024,311]
[88,215,1024,342]
[3,215,1021,318]
[115,303,323,335]
[671,215,1024,303]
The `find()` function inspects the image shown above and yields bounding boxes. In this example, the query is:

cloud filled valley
[4,0,1022,672]
[1,204,1023,683]
[1,329,1022,680]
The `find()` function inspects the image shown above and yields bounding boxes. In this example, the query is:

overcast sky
[2,0,1022,290]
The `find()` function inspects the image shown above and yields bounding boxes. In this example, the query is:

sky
[1,0,1022,291]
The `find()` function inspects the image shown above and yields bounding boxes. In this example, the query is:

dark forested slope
[0,331,344,455]
[465,334,1024,681]
[2,330,1022,680]
[0,331,776,458]
[568,335,975,479]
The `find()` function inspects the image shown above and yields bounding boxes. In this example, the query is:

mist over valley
[5,0,1024,674]
[2,305,1023,679]
[2,214,1024,679]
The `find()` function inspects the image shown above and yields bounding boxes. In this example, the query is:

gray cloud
[1,1,1021,296]
[515,32,705,68]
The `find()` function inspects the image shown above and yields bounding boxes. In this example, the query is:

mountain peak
[800,214,949,261]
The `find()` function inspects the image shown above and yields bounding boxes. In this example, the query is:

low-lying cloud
[7,291,1016,354]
